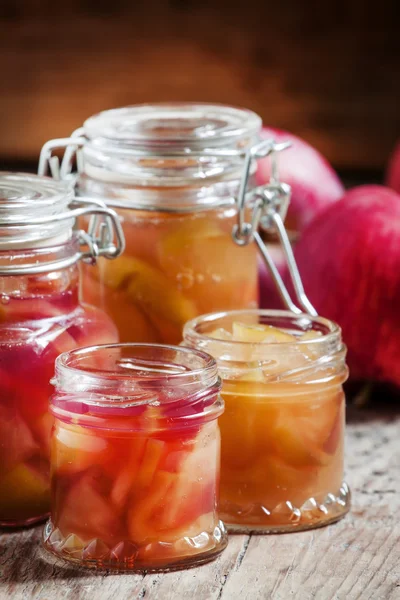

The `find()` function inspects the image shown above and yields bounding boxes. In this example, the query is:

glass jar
[39,103,263,344]
[0,172,123,527]
[44,343,226,571]
[183,309,351,533]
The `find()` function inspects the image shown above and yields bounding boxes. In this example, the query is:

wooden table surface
[1,405,399,600]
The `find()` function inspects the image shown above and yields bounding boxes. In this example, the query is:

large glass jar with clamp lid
[0,173,124,527]
[39,104,265,344]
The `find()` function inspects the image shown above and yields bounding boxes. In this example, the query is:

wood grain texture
[0,0,399,169]
[0,405,399,599]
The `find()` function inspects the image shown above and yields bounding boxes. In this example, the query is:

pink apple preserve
[0,173,122,527]
[44,343,226,571]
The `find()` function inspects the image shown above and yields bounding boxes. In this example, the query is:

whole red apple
[286,185,400,386]
[386,141,400,194]
[256,127,345,233]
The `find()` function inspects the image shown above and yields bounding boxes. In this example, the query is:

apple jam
[40,104,262,344]
[0,173,122,527]
[44,344,227,571]
[81,207,257,345]
[183,309,351,533]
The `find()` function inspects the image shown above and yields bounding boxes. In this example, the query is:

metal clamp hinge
[74,198,126,264]
[232,138,317,317]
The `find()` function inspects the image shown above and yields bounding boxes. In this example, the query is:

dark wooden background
[0,0,399,172]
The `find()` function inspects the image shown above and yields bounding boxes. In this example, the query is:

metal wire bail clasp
[38,128,86,180]
[232,138,317,317]
[0,199,125,276]
[74,198,125,265]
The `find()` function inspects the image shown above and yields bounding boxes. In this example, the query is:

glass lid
[78,103,263,194]
[83,103,262,154]
[0,172,74,247]
[0,173,72,216]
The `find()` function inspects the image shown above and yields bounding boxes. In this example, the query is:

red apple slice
[127,425,219,545]
[133,438,166,490]
[30,413,54,458]
[159,424,219,528]
[56,468,122,546]
[0,405,39,472]
[69,304,118,348]
[127,470,176,543]
[110,438,147,510]
[0,298,68,323]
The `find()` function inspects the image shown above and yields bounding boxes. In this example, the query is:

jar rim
[52,344,222,423]
[0,172,73,211]
[183,309,347,386]
[83,103,262,152]
[183,309,342,348]
[55,342,219,386]
[77,103,262,193]
[0,172,74,247]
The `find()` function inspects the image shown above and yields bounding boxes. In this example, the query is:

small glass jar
[0,172,123,527]
[39,103,262,344]
[44,343,226,571]
[183,309,351,533]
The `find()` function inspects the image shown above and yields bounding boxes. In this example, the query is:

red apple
[258,248,287,309]
[386,141,400,194]
[285,185,400,385]
[256,127,345,233]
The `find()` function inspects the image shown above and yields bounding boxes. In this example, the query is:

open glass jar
[39,103,265,344]
[44,343,226,571]
[183,309,351,533]
[0,173,123,527]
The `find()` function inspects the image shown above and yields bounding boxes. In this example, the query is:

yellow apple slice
[126,263,197,327]
[0,463,49,520]
[157,218,227,283]
[95,255,197,331]
[232,322,296,343]
[208,327,233,341]
[270,393,343,467]
[158,217,258,312]
[301,330,323,341]
[53,423,111,475]
[299,329,324,360]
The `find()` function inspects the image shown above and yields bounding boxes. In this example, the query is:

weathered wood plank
[0,406,399,599]
[0,0,399,169]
